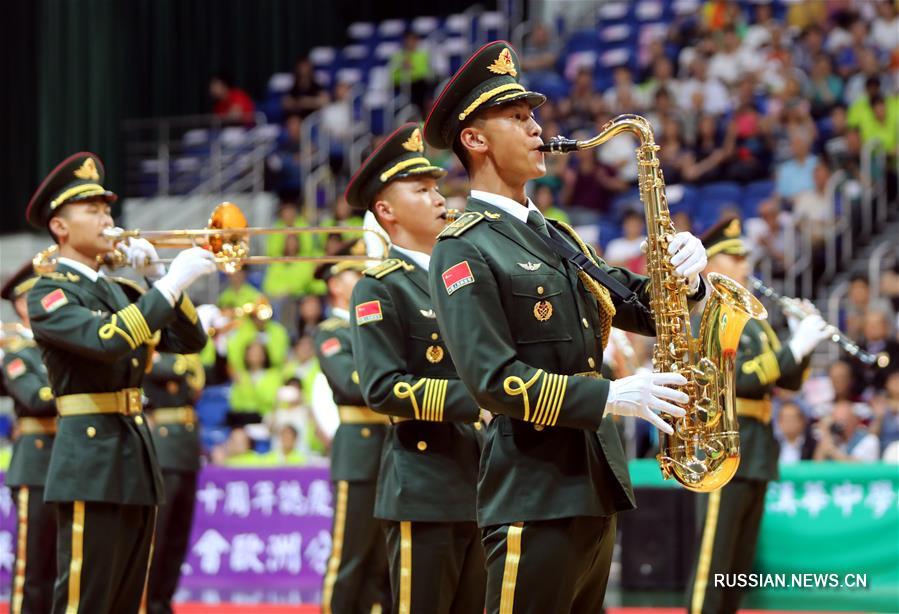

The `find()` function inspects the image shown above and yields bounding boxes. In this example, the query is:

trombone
[34,202,389,274]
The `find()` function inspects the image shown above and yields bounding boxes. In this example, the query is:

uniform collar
[331,307,350,322]
[470,189,542,225]
[392,244,430,271]
[57,257,104,283]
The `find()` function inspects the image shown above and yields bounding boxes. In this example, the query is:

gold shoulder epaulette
[5,337,35,353]
[437,211,484,239]
[319,317,349,331]
[38,271,76,283]
[108,277,147,301]
[363,258,412,279]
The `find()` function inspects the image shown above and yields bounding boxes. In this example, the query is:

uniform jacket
[145,352,203,473]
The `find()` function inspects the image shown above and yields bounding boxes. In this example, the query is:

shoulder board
[437,211,484,239]
[4,337,36,354]
[37,270,81,283]
[363,258,412,279]
[319,317,349,331]
[108,277,147,301]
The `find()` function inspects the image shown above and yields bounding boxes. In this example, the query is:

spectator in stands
[229,341,285,424]
[226,300,291,375]
[263,234,313,336]
[871,2,899,53]
[558,66,602,130]
[282,335,319,400]
[297,295,323,339]
[320,195,365,242]
[821,360,862,408]
[595,112,639,184]
[853,307,899,394]
[388,31,432,116]
[217,269,261,310]
[521,22,566,95]
[843,47,884,105]
[851,94,898,152]
[805,54,844,119]
[559,146,622,223]
[281,56,328,119]
[604,210,647,273]
[722,97,772,183]
[792,160,835,251]
[265,424,306,465]
[213,428,257,466]
[845,273,874,341]
[658,118,692,185]
[775,133,818,200]
[683,114,728,184]
[743,2,777,52]
[776,401,816,463]
[813,400,881,462]
[603,65,648,112]
[644,88,681,142]
[267,114,303,193]
[320,80,356,173]
[532,183,569,224]
[209,74,255,123]
[708,27,760,87]
[745,198,790,277]
[267,197,317,261]
[871,369,899,456]
[678,56,730,116]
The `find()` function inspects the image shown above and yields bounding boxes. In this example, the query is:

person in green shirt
[217,269,261,310]
[259,424,306,466]
[266,198,318,258]
[226,299,290,375]
[228,341,285,425]
[388,31,433,115]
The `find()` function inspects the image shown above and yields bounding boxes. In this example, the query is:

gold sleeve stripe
[120,305,152,344]
[437,379,447,421]
[546,375,568,427]
[759,350,781,382]
[421,378,448,422]
[533,373,567,426]
[530,373,554,426]
[180,294,199,324]
[98,314,137,349]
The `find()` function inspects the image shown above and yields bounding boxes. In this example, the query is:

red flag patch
[442,261,475,295]
[320,337,341,357]
[5,358,25,380]
[355,300,383,325]
[40,289,68,313]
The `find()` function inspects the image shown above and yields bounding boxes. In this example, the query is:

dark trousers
[52,501,156,614]
[10,486,56,614]
[148,470,197,614]
[482,515,616,614]
[685,478,768,614]
[321,481,391,614]
[383,520,485,614]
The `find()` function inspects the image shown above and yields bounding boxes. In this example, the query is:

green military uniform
[686,218,810,614]
[145,352,204,614]
[346,124,486,614]
[423,42,708,613]
[1,263,56,614]
[314,246,391,614]
[24,152,208,614]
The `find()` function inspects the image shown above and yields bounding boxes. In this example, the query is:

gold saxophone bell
[543,115,768,493]
[32,202,390,275]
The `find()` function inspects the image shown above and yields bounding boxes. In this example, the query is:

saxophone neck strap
[539,222,650,316]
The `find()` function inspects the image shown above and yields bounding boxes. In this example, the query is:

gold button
[361,427,371,438]
[587,357,596,369]
[582,318,589,328]
[416,440,427,452]
[159,426,169,437]
[537,286,544,295]
[473,422,482,430]
[131,358,140,367]
[35,439,45,449]
[134,415,144,426]
[533,424,544,432]
[185,423,195,432]
[86,426,96,438]
[431,333,439,340]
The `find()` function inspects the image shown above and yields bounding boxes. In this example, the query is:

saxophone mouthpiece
[538,136,580,154]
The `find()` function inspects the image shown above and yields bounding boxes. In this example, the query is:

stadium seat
[196,384,232,428]
[695,182,743,233]
[378,19,406,40]
[347,21,375,41]
[742,179,775,217]
[411,16,439,36]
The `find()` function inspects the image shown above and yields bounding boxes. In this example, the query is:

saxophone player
[424,41,710,613]
[686,216,831,614]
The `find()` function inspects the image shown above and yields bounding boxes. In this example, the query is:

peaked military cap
[423,40,546,150]
[345,123,446,212]
[702,215,749,258]
[313,238,371,281]
[26,152,118,229]
[0,261,38,302]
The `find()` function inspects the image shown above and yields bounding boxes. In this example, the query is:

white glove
[786,299,820,333]
[118,237,166,280]
[154,247,216,304]
[668,232,706,294]
[605,372,688,435]
[788,314,832,362]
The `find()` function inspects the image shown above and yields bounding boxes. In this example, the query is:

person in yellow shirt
[228,342,285,425]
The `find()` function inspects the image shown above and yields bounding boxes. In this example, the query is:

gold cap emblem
[488,48,517,78]
[724,218,741,238]
[74,158,100,181]
[402,128,424,152]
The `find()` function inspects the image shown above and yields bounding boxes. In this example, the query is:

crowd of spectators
[196,0,898,467]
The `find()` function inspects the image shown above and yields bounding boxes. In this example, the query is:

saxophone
[541,115,768,492]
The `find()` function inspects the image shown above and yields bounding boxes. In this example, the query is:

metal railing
[122,113,274,198]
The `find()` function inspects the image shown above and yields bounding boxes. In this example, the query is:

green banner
[629,460,899,611]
